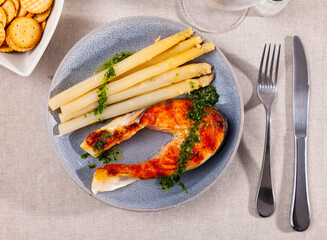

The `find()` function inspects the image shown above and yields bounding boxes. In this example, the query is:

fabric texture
[0,0,326,239]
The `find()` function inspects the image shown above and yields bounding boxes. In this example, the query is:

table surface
[1,0,326,239]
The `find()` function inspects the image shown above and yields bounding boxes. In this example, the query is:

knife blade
[290,36,310,232]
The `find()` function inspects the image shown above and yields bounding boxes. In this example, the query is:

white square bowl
[0,0,64,77]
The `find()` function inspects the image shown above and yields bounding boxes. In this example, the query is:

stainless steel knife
[290,36,310,232]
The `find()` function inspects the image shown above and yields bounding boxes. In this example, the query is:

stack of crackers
[0,0,53,52]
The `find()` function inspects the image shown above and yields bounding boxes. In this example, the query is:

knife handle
[290,137,310,231]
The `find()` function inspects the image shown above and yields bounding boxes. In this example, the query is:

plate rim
[47,15,244,212]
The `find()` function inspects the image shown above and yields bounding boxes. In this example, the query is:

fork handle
[290,137,310,231]
[256,110,275,217]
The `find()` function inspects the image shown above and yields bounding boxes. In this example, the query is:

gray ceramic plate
[47,16,244,211]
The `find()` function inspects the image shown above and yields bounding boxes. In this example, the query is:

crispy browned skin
[89,99,227,182]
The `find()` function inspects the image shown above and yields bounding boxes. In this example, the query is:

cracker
[0,41,14,52]
[7,17,41,48]
[20,0,53,14]
[0,23,5,46]
[2,0,16,24]
[33,7,50,23]
[11,0,19,16]
[41,20,46,31]
[0,7,6,26]
[25,12,34,17]
[17,6,28,17]
[6,35,32,52]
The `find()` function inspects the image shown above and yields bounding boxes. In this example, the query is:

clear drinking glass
[180,0,289,33]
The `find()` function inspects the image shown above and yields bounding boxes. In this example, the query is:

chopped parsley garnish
[97,118,106,124]
[84,147,123,171]
[187,85,220,108]
[93,131,112,151]
[94,51,134,116]
[87,164,96,169]
[103,132,111,138]
[159,86,219,194]
[94,51,135,74]
[94,65,115,116]
[93,140,105,151]
[98,149,120,165]
[80,153,89,159]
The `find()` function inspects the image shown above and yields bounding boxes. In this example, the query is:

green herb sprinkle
[159,86,219,194]
[93,51,134,116]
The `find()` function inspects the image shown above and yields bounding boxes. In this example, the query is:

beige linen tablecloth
[1,0,326,239]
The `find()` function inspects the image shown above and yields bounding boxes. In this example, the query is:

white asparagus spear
[115,36,202,80]
[60,42,215,115]
[59,63,212,122]
[48,28,194,111]
[58,74,214,135]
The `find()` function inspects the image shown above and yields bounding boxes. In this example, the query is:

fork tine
[264,44,271,85]
[274,44,281,87]
[269,44,276,87]
[258,44,266,86]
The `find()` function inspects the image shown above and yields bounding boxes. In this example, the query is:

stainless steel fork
[255,44,281,217]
